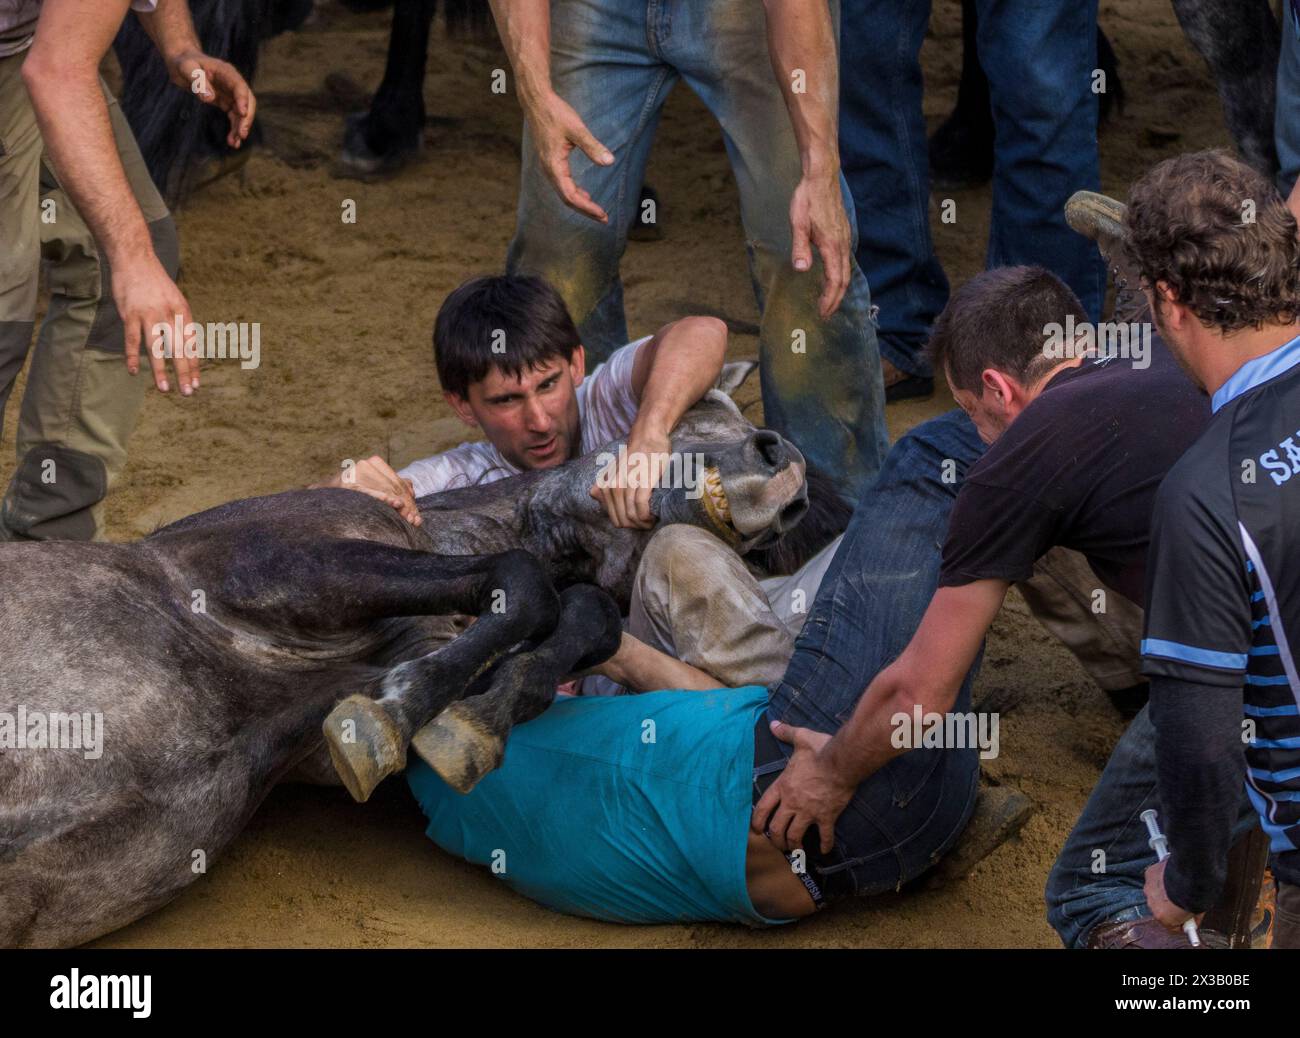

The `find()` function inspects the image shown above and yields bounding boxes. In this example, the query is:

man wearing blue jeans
[757,253,1266,947]
[407,406,983,922]
[485,0,889,502]
[839,0,1106,398]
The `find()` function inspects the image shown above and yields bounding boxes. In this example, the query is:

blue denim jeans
[1045,705,1259,948]
[840,0,1106,378]
[1276,1,1300,196]
[766,408,986,894]
[506,0,889,500]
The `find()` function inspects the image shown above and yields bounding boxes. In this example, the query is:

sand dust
[4,0,1237,946]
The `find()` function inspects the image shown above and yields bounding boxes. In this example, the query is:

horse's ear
[715,360,757,397]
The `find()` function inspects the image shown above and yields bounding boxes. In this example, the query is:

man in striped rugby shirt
[1131,150,1300,948]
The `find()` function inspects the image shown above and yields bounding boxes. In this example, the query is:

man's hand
[790,171,852,319]
[751,720,854,854]
[169,50,256,148]
[589,427,671,529]
[525,91,614,223]
[313,455,422,526]
[115,257,199,395]
[1144,857,1201,932]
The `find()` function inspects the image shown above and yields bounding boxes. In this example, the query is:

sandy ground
[4,0,1241,946]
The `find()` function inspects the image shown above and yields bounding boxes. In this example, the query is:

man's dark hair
[926,266,1088,393]
[1125,149,1300,335]
[433,274,581,398]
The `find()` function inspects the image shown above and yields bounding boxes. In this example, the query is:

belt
[752,713,832,909]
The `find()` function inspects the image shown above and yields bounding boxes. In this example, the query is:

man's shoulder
[578,336,651,452]
[399,439,514,497]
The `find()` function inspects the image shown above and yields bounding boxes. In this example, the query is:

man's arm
[487,0,613,222]
[135,0,256,148]
[24,0,252,395]
[760,0,852,318]
[591,316,728,528]
[586,632,726,692]
[752,579,1008,852]
[1143,675,1246,926]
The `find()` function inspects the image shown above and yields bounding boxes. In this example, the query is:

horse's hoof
[332,113,420,182]
[409,703,504,795]
[322,694,406,803]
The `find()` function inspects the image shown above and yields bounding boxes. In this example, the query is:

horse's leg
[200,536,562,800]
[1171,0,1280,177]
[411,583,624,793]
[338,0,438,176]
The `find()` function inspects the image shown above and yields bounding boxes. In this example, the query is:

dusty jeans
[505,0,889,501]
[0,53,178,540]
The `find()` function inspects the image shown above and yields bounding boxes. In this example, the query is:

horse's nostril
[751,429,787,470]
[777,496,809,531]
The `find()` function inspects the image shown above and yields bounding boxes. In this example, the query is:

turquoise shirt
[406,685,788,925]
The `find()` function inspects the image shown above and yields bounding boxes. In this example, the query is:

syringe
[1140,808,1202,947]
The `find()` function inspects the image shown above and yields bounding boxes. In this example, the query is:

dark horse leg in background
[337,0,444,177]
[1170,0,1280,176]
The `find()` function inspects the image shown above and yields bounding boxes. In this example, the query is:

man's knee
[638,525,739,590]
[1,443,106,541]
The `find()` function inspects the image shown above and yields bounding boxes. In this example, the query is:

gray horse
[0,379,815,948]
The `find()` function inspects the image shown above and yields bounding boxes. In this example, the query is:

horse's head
[653,363,810,552]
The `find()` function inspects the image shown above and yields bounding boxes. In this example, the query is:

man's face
[449,348,586,471]
[950,381,1012,446]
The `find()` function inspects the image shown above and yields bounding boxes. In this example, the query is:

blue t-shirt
[406,685,788,925]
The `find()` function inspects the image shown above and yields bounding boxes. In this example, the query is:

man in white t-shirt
[321,274,834,692]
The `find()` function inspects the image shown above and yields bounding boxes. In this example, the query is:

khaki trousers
[0,51,178,540]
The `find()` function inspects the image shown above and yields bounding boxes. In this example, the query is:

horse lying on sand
[0,379,823,948]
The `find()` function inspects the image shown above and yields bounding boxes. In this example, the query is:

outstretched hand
[313,455,422,526]
[526,91,614,223]
[789,172,852,319]
[171,50,256,148]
